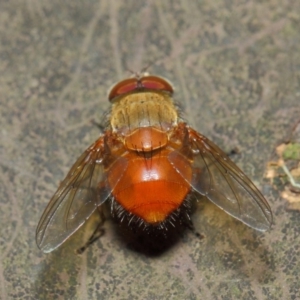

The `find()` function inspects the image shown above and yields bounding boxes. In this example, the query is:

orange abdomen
[108,149,192,224]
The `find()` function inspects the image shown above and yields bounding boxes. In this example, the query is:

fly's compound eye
[108,75,174,102]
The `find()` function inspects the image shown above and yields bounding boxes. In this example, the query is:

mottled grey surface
[1,1,300,299]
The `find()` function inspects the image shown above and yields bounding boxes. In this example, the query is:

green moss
[283,143,300,161]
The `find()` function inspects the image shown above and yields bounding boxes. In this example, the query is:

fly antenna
[125,61,155,79]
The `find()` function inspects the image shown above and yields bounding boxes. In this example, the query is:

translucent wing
[36,137,128,253]
[169,127,273,231]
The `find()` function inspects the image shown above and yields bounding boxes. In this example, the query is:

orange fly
[36,74,273,253]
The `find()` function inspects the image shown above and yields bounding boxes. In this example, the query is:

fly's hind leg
[186,221,205,240]
[77,207,106,254]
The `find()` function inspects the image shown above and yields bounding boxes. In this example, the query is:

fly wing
[169,127,272,231]
[36,137,128,253]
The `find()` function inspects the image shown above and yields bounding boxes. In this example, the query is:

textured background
[1,0,300,299]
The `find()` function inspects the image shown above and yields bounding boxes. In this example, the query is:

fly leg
[182,214,205,240]
[77,208,106,254]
